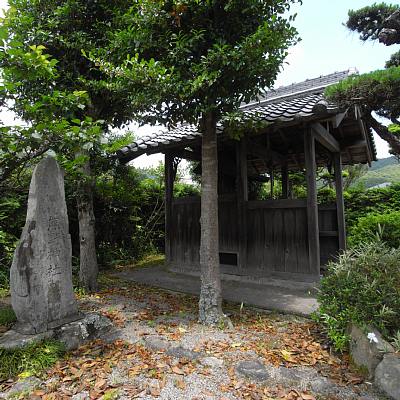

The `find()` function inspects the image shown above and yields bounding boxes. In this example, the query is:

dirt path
[0,273,385,400]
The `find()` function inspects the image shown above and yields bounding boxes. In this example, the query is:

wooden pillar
[334,152,346,251]
[304,128,320,276]
[164,152,174,263]
[281,164,289,199]
[236,139,248,270]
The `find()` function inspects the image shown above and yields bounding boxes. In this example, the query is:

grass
[113,253,166,271]
[0,307,16,327]
[134,254,165,269]
[0,340,65,380]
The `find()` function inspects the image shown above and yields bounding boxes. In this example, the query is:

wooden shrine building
[117,71,376,283]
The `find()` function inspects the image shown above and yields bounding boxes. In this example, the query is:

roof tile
[117,70,353,161]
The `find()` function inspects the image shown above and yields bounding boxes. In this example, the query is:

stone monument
[10,156,80,334]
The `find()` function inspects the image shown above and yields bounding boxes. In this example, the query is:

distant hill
[357,156,400,188]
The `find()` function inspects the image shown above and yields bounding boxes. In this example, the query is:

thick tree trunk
[198,112,224,325]
[365,114,400,155]
[77,158,98,292]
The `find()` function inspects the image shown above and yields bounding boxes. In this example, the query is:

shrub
[344,183,400,230]
[348,211,400,248]
[315,242,400,352]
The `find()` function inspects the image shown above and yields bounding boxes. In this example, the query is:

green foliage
[315,242,400,351]
[391,331,400,352]
[348,211,400,248]
[98,0,300,126]
[347,3,399,42]
[325,66,400,121]
[386,50,400,68]
[0,340,65,380]
[0,307,16,326]
[330,4,400,155]
[344,183,400,230]
[0,159,197,277]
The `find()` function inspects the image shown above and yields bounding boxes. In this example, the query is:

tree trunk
[77,158,98,292]
[365,114,400,155]
[198,112,224,325]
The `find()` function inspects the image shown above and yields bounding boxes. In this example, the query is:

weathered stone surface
[375,354,400,400]
[349,324,394,378]
[0,329,53,350]
[71,391,90,400]
[199,356,224,368]
[143,335,170,351]
[53,313,113,351]
[236,360,269,382]
[1,377,42,399]
[167,346,202,360]
[0,313,112,351]
[10,157,79,334]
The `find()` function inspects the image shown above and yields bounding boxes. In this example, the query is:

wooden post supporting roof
[164,152,174,263]
[236,139,248,270]
[304,128,320,276]
[334,153,346,251]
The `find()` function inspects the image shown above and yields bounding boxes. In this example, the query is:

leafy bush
[315,242,400,352]
[344,183,400,230]
[0,340,65,380]
[348,211,400,248]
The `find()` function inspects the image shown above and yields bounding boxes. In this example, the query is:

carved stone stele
[10,157,80,334]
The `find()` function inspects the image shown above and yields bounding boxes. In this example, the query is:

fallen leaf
[171,366,185,375]
[175,378,186,390]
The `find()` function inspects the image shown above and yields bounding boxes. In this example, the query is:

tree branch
[364,113,400,155]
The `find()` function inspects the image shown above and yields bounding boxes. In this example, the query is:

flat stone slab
[375,353,400,400]
[0,313,112,351]
[143,335,171,351]
[115,265,318,316]
[199,356,224,369]
[167,345,202,360]
[236,359,269,382]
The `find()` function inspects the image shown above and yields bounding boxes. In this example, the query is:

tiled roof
[117,70,354,162]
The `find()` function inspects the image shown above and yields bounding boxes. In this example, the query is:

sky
[1,0,398,167]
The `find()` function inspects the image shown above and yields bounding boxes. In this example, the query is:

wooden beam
[357,118,373,165]
[236,139,248,270]
[334,153,346,251]
[331,111,347,129]
[172,149,201,161]
[304,128,320,276]
[164,152,174,263]
[247,139,285,164]
[311,122,340,153]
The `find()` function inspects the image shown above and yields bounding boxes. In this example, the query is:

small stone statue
[10,157,80,334]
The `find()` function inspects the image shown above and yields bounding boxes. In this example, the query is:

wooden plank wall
[246,200,309,275]
[169,196,338,278]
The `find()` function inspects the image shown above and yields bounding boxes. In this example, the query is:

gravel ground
[0,274,388,400]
